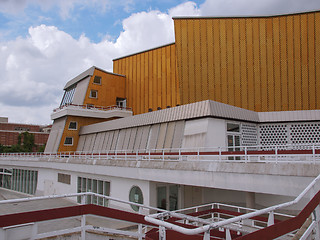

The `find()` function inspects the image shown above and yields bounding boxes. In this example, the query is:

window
[60,84,76,106]
[58,173,71,184]
[64,137,73,146]
[116,97,126,108]
[77,177,110,206]
[90,90,98,98]
[93,76,101,85]
[227,123,240,132]
[93,76,101,84]
[129,186,143,211]
[68,121,77,130]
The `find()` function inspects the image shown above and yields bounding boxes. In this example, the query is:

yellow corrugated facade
[174,11,320,112]
[113,43,181,115]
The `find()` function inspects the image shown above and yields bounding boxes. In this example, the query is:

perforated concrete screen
[259,122,320,148]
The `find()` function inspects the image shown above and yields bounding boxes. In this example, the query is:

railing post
[313,144,316,164]
[162,149,164,161]
[275,146,278,163]
[138,207,143,240]
[310,185,320,239]
[0,228,5,240]
[81,214,86,240]
[245,146,247,163]
[31,222,38,240]
[158,225,166,240]
[267,211,275,226]
[225,228,232,240]
[219,147,221,161]
[203,230,210,240]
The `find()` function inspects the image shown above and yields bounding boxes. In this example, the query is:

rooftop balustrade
[1,144,320,164]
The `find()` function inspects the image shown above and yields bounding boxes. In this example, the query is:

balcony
[51,103,133,120]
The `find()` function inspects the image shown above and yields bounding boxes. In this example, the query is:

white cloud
[0,2,199,124]
[199,0,320,16]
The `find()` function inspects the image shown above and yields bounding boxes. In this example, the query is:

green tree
[20,132,35,152]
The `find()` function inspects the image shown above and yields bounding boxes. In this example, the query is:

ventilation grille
[259,124,288,149]
[241,124,258,146]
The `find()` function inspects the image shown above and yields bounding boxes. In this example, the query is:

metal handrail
[1,144,320,163]
[144,173,320,236]
[53,103,132,112]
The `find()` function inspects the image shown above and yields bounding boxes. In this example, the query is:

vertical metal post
[310,185,320,239]
[219,147,221,161]
[31,223,38,240]
[81,214,86,240]
[203,230,210,240]
[0,228,6,240]
[267,211,274,226]
[138,207,143,240]
[159,226,166,240]
[225,228,232,240]
[275,146,278,163]
[313,144,316,164]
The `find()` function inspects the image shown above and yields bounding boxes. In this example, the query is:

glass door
[157,184,179,211]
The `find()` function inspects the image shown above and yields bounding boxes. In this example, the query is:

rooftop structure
[1,10,320,239]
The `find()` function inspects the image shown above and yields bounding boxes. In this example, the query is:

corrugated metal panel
[105,131,114,151]
[89,133,97,152]
[77,135,86,152]
[156,123,168,150]
[147,124,160,149]
[139,125,150,150]
[110,130,119,150]
[80,100,263,136]
[93,132,103,152]
[82,135,92,152]
[171,120,185,150]
[133,127,143,150]
[128,127,137,151]
[123,128,132,150]
[101,132,110,151]
[116,129,126,150]
[98,132,106,151]
[163,121,175,149]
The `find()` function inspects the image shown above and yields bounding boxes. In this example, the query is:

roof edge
[64,66,125,90]
[173,9,320,20]
[113,42,175,61]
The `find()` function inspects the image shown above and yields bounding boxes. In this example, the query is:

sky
[0,0,320,125]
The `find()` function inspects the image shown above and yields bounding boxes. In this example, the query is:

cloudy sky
[1,0,319,125]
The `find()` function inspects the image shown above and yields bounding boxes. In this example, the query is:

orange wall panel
[113,43,180,114]
[173,11,320,112]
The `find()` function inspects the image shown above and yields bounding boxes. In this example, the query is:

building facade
[1,11,320,228]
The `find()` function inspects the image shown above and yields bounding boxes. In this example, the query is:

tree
[19,132,35,152]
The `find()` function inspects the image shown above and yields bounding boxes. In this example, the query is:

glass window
[68,121,77,130]
[227,123,240,132]
[129,186,143,211]
[90,90,98,98]
[64,137,73,146]
[93,76,101,84]
[116,97,126,108]
[60,85,76,107]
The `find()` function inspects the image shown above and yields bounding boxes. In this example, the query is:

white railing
[0,192,164,240]
[53,103,132,113]
[145,173,320,239]
[1,144,320,164]
[0,191,295,240]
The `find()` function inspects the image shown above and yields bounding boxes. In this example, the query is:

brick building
[0,117,50,149]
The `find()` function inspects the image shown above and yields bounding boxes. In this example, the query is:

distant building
[0,117,51,150]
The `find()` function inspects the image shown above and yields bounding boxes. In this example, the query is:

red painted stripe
[235,190,320,240]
